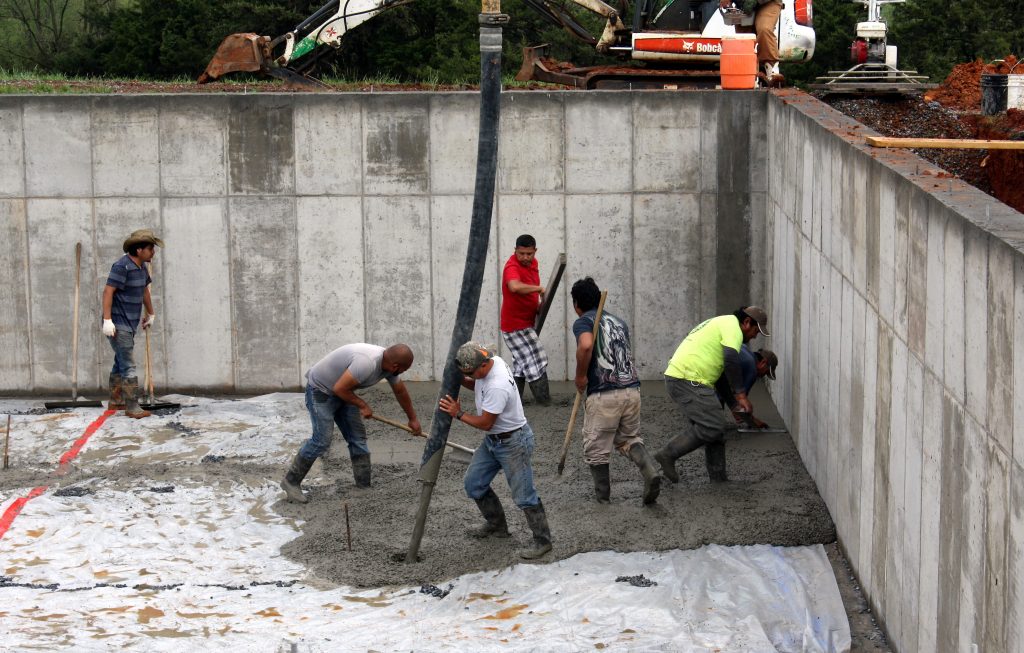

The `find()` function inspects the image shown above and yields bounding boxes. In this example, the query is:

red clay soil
[826,55,1024,214]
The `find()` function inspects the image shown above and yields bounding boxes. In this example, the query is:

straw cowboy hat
[122,229,165,253]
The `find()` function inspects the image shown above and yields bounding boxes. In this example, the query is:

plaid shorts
[501,328,548,382]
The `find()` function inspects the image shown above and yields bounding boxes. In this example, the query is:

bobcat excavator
[199,0,815,89]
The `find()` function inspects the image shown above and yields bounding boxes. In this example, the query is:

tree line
[0,0,1021,85]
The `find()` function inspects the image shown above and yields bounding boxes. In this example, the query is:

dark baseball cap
[756,349,778,380]
[743,306,771,336]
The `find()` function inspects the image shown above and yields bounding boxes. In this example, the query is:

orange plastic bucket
[720,34,758,90]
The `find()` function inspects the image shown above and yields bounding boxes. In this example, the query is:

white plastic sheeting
[2,479,849,652]
[0,397,850,651]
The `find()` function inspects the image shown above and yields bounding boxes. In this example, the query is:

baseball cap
[456,341,495,372]
[756,349,778,380]
[743,306,771,336]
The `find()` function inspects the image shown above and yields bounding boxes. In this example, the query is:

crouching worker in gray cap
[102,229,163,419]
[439,342,552,560]
[281,343,421,504]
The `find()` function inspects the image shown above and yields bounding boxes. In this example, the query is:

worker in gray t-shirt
[281,343,421,504]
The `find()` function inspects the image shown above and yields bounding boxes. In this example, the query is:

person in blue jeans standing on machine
[439,341,552,560]
[281,343,421,504]
[102,229,162,419]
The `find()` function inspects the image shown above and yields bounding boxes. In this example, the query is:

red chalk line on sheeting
[0,409,115,541]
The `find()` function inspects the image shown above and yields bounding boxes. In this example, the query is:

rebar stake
[344,502,352,551]
[3,414,10,470]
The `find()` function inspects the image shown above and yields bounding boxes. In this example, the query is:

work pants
[664,376,731,444]
[738,0,782,63]
[299,385,370,460]
[464,424,540,508]
[107,329,137,378]
[581,387,643,465]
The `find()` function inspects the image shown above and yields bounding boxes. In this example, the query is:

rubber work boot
[351,454,371,488]
[468,488,510,539]
[514,376,526,398]
[122,377,151,419]
[704,441,728,482]
[653,432,704,484]
[528,374,551,406]
[589,464,611,504]
[107,373,125,411]
[626,443,662,505]
[281,453,316,504]
[519,501,553,559]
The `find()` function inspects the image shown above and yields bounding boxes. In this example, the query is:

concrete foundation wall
[0,92,764,392]
[764,91,1024,652]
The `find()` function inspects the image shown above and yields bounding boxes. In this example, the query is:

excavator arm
[199,0,409,86]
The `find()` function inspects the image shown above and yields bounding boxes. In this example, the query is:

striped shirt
[106,255,151,333]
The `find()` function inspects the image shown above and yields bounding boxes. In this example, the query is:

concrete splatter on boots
[528,374,551,406]
[589,464,611,504]
[653,432,704,484]
[626,443,662,505]
[518,501,552,559]
[107,373,125,410]
[514,376,526,398]
[468,488,510,538]
[704,441,728,482]
[351,454,371,488]
[281,453,315,503]
[122,377,151,419]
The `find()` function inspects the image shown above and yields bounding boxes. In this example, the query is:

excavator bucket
[198,33,272,84]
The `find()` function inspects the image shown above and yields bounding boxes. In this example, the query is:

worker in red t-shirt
[500,234,550,405]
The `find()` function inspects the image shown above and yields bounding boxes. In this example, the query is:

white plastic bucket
[1008,75,1024,110]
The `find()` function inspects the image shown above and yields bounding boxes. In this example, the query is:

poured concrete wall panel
[297,196,365,375]
[363,97,429,196]
[162,198,233,388]
[0,103,25,197]
[92,99,160,197]
[26,199,96,391]
[228,98,295,195]
[294,98,362,196]
[499,94,564,193]
[364,195,432,381]
[565,96,631,194]
[0,200,31,389]
[632,193,701,378]
[633,93,701,193]
[564,193,634,342]
[24,100,91,198]
[429,95,479,195]
[229,197,299,389]
[160,98,228,196]
[429,195,498,377]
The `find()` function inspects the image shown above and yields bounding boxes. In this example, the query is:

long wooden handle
[369,414,476,455]
[70,242,81,400]
[557,290,607,475]
[145,327,154,402]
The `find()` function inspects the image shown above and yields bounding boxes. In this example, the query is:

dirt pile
[924,55,1020,111]
[974,109,1024,213]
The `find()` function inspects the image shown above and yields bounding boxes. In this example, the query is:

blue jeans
[299,385,369,460]
[107,329,136,378]
[463,423,540,509]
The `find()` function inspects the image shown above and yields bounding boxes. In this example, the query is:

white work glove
[142,313,156,330]
[102,319,116,337]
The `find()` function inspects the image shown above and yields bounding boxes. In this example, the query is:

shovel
[46,243,103,410]
[369,414,475,463]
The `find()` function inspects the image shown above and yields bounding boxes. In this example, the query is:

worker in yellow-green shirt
[654,306,771,483]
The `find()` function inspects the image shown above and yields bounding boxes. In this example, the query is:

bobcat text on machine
[199,0,814,89]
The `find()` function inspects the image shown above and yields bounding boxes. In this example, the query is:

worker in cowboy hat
[101,229,164,418]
